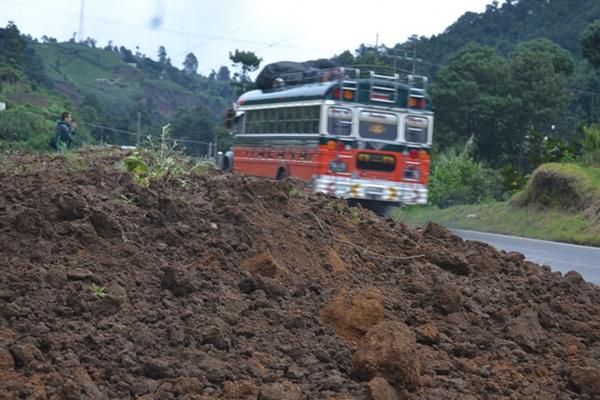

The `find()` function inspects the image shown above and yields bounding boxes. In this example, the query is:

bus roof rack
[270,67,428,93]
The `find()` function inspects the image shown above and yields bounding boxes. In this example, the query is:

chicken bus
[221,66,433,213]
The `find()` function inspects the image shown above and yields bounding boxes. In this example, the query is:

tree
[509,38,573,133]
[183,52,198,75]
[432,39,573,170]
[334,50,354,66]
[170,107,217,156]
[0,21,26,66]
[217,66,230,81]
[431,43,518,163]
[581,20,600,70]
[229,49,261,92]
[83,37,97,48]
[158,45,168,65]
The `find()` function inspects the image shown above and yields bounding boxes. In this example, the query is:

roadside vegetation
[399,125,600,246]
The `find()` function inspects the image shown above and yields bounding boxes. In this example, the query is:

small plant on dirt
[349,208,363,225]
[118,194,133,204]
[91,283,106,298]
[125,124,186,185]
[192,161,214,175]
[325,200,346,216]
[58,151,89,172]
[288,187,301,197]
[178,178,190,190]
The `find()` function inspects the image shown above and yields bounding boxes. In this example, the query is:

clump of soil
[1,149,600,399]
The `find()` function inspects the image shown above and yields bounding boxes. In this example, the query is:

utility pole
[412,38,417,74]
[214,132,218,159]
[409,35,418,74]
[136,112,141,147]
[78,0,85,42]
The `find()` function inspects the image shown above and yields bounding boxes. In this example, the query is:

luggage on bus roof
[256,59,336,91]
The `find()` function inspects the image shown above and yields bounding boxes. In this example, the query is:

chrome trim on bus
[313,175,428,205]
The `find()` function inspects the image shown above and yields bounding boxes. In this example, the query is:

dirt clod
[353,321,420,390]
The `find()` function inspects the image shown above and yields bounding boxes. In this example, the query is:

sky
[1,0,495,76]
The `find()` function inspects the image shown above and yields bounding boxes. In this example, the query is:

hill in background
[0,22,235,154]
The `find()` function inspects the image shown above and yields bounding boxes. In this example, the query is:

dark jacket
[54,119,75,149]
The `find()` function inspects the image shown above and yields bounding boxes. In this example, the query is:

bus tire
[276,167,287,180]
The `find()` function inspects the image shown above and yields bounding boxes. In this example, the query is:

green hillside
[0,22,84,150]
[418,0,600,64]
[35,42,233,117]
[33,42,234,150]
[0,21,235,153]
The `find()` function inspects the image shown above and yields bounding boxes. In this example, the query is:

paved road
[453,229,600,284]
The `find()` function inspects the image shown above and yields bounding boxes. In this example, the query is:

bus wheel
[276,168,287,180]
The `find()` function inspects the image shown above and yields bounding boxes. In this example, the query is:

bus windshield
[359,111,397,141]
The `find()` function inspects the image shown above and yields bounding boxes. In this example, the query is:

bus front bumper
[313,175,428,205]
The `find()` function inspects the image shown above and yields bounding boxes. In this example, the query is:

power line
[1,0,338,54]
[82,122,214,146]
[200,32,305,75]
[173,17,262,59]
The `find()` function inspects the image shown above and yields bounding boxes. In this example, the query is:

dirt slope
[1,149,600,399]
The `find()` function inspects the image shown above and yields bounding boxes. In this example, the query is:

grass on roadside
[397,202,600,246]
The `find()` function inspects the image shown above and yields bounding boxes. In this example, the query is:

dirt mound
[2,150,600,399]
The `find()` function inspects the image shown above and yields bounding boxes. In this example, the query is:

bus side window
[328,107,352,136]
[245,111,254,134]
[284,108,293,133]
[274,108,284,134]
[255,109,264,133]
[292,107,301,133]
[312,106,320,133]
[261,108,269,133]
[301,107,311,133]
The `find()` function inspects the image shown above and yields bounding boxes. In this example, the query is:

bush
[581,124,600,166]
[0,106,53,142]
[429,144,503,208]
[499,164,529,196]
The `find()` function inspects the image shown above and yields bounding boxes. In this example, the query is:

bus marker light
[409,149,419,159]
[343,90,354,100]
[327,140,336,151]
